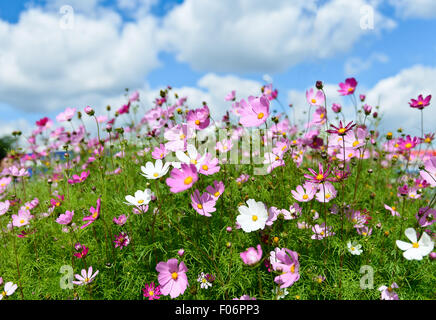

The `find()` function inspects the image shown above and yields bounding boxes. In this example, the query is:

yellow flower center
[180,134,186,140]
[338,128,346,134]
[171,272,178,280]
[92,211,98,219]
[0,183,5,187]
[418,101,423,105]
[412,242,419,248]
[184,176,193,185]
[273,236,279,243]
[352,218,357,223]
[405,143,412,149]
[20,219,25,224]
[320,231,325,236]
[348,153,354,158]
[223,145,228,150]
[316,174,324,181]
[252,215,258,221]
[85,277,90,283]
[160,153,164,158]
[281,145,287,151]
[275,156,279,161]
[190,159,197,165]
[317,278,322,284]
[153,173,159,177]
[56,202,60,207]
[149,290,154,296]
[351,247,355,251]
[348,87,354,92]
[138,199,144,204]
[257,112,264,119]
[391,206,396,211]
[425,137,431,143]
[195,120,200,125]
[353,141,359,147]
[214,191,220,197]
[362,232,367,236]
[320,113,324,119]
[290,265,295,273]
[202,165,208,171]
[1,291,6,297]
[325,194,331,199]
[197,204,203,209]
[311,98,316,104]
[387,287,393,292]
[303,194,308,200]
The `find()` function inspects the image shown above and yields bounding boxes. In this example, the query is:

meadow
[0,79,434,300]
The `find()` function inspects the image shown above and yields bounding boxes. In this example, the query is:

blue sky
[0,0,435,137]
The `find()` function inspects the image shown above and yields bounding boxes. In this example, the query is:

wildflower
[143,282,161,300]
[166,164,198,193]
[190,189,216,217]
[125,189,153,207]
[396,228,434,260]
[415,207,435,227]
[236,199,268,233]
[263,83,278,101]
[12,209,32,227]
[271,248,300,289]
[156,258,189,299]
[197,272,212,289]
[177,249,185,257]
[152,144,169,160]
[175,144,207,171]
[326,121,356,136]
[187,105,210,130]
[0,200,10,216]
[73,243,89,259]
[356,226,372,237]
[236,173,250,185]
[331,103,342,113]
[67,171,90,184]
[362,104,372,115]
[306,88,324,106]
[378,283,399,300]
[238,96,270,127]
[72,266,99,285]
[313,275,325,284]
[240,244,263,266]
[114,232,130,249]
[304,163,332,184]
[0,282,18,300]
[420,157,436,187]
[164,124,195,152]
[311,223,335,240]
[84,106,94,116]
[129,91,140,102]
[347,241,363,255]
[384,204,400,217]
[409,94,431,109]
[205,181,225,200]
[233,295,256,300]
[56,107,76,122]
[338,77,357,96]
[113,214,127,226]
[225,90,236,101]
[81,198,101,229]
[272,286,289,300]
[56,210,74,225]
[397,135,420,152]
[315,182,337,203]
[141,159,171,180]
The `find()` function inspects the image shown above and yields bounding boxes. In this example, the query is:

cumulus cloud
[388,0,436,19]
[0,7,160,113]
[160,0,396,73]
[344,52,389,76]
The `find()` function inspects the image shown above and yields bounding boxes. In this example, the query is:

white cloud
[160,0,396,73]
[388,0,436,19]
[0,7,160,113]
[344,52,389,75]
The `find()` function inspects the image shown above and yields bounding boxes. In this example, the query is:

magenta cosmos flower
[68,171,90,184]
[166,164,198,193]
[143,282,162,300]
[205,180,225,200]
[420,156,436,187]
[240,244,263,266]
[306,88,324,106]
[338,77,357,96]
[190,189,216,217]
[156,258,189,299]
[56,210,74,225]
[409,94,431,109]
[397,135,420,152]
[81,198,101,229]
[187,105,210,130]
[73,243,89,259]
[304,163,333,184]
[238,96,270,127]
[271,248,300,289]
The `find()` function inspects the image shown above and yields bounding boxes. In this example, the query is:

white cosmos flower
[140,159,171,180]
[396,228,434,260]
[272,286,289,300]
[175,144,207,170]
[236,199,268,233]
[347,241,363,255]
[72,266,99,286]
[0,282,18,300]
[125,189,153,207]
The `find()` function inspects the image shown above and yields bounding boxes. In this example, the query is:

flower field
[0,80,435,301]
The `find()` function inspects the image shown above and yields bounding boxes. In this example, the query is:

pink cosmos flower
[216,139,233,153]
[166,164,198,193]
[143,282,161,300]
[240,244,263,266]
[56,210,74,225]
[420,157,436,187]
[73,243,89,259]
[113,214,127,226]
[156,258,189,299]
[291,185,316,202]
[238,96,270,127]
[409,94,431,109]
[164,124,194,152]
[114,232,130,249]
[271,248,300,289]
[187,105,210,130]
[81,198,101,229]
[311,223,335,240]
[225,90,236,101]
[56,107,76,122]
[0,200,10,216]
[306,88,324,106]
[117,102,130,115]
[129,91,140,102]
[397,135,420,152]
[190,189,216,217]
[152,144,169,160]
[378,283,399,300]
[331,103,342,113]
[384,204,400,217]
[304,163,333,184]
[262,83,278,101]
[198,153,220,176]
[236,173,250,185]
[315,182,337,203]
[205,180,225,199]
[338,77,357,96]
[68,171,90,184]
[12,209,33,227]
[416,207,435,227]
[72,266,99,286]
